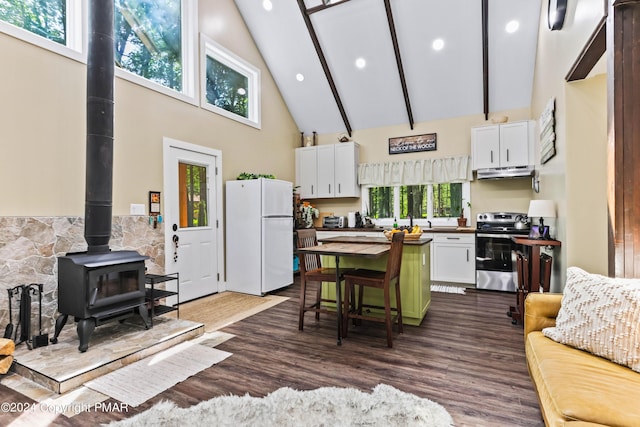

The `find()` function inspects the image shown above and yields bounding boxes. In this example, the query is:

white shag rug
[107,384,453,427]
[431,284,466,294]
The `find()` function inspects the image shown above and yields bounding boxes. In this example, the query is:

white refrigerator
[226,178,293,295]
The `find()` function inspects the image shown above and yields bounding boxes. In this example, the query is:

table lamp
[528,200,556,239]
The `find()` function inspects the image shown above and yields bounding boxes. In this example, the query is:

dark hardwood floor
[0,278,544,426]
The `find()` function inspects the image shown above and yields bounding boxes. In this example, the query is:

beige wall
[530,0,608,289]
[565,75,607,274]
[309,107,534,222]
[0,0,299,217]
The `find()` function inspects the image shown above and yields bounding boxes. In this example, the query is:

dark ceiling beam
[566,15,607,81]
[481,0,489,120]
[297,0,353,136]
[307,0,352,15]
[384,0,414,130]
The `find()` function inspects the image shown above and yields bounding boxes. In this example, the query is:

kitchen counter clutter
[318,235,431,326]
[314,226,476,233]
[318,235,432,246]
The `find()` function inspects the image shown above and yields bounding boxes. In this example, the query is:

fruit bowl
[383,230,423,241]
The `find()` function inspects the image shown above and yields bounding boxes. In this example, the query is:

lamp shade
[528,200,556,219]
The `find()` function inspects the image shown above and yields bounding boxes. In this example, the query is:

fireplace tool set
[3,284,48,350]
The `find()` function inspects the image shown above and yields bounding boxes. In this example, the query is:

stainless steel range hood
[476,165,535,180]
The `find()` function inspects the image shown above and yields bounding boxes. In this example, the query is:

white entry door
[163,138,222,302]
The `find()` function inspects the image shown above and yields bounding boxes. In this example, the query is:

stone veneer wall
[0,216,165,337]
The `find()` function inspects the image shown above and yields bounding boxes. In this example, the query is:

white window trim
[200,34,261,129]
[0,0,85,63]
[361,183,471,228]
[115,0,198,106]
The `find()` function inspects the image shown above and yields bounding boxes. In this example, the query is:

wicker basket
[383,230,423,241]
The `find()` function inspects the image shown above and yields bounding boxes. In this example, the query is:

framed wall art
[388,133,437,154]
[149,191,161,216]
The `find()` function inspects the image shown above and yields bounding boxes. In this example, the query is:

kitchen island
[318,235,432,326]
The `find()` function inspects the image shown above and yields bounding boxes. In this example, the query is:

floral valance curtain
[358,155,473,186]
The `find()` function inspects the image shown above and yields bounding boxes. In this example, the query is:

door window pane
[178,162,208,228]
[114,0,183,91]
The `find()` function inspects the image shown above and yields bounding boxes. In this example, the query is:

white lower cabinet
[431,233,476,284]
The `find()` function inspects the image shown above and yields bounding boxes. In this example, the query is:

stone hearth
[10,316,203,394]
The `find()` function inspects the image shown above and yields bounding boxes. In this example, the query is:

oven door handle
[476,233,523,239]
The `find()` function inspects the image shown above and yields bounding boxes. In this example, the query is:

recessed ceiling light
[432,38,445,51]
[355,57,366,69]
[237,88,247,96]
[506,20,519,33]
[296,73,305,82]
[262,0,273,11]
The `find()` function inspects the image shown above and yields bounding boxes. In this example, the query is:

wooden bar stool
[296,229,354,331]
[509,250,529,325]
[342,232,404,348]
[540,253,553,292]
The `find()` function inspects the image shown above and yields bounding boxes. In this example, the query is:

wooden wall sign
[389,133,437,154]
[539,97,556,164]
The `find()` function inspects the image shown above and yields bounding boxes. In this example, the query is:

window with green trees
[201,35,261,128]
[114,0,183,92]
[1,0,195,97]
[206,56,248,119]
[0,0,67,45]
[367,183,467,221]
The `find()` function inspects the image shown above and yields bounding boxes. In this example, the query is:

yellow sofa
[524,293,640,427]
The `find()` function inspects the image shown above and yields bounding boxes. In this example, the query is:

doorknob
[172,234,179,262]
[172,224,178,232]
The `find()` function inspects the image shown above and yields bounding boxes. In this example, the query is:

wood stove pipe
[85,0,115,254]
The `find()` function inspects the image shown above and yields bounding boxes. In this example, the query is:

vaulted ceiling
[233,0,541,135]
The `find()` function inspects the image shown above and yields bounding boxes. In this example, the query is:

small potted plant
[458,200,471,227]
[300,202,319,228]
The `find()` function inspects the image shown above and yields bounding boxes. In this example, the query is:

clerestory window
[114,0,197,101]
[0,0,83,60]
[0,0,197,102]
[201,35,261,129]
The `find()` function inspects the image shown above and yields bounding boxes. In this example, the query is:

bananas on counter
[385,225,423,240]
[389,225,422,234]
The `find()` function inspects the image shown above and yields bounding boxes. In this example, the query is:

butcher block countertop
[318,235,432,246]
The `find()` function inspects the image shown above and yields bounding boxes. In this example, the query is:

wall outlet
[130,203,145,215]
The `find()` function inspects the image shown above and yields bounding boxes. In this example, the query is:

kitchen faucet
[427,220,432,228]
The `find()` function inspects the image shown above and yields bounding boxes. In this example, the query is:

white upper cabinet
[295,142,360,199]
[472,120,534,170]
[295,146,318,198]
[334,142,360,198]
[316,145,335,198]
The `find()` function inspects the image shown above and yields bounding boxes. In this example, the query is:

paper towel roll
[348,212,356,228]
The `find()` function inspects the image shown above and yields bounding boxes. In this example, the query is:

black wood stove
[53,251,149,352]
[51,0,150,352]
